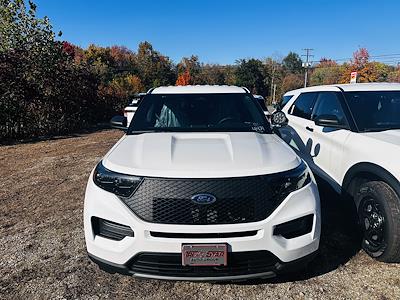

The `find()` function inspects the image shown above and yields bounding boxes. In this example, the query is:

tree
[339,48,389,83]
[176,70,191,86]
[235,59,267,95]
[176,55,201,84]
[282,52,303,74]
[310,58,342,85]
[0,0,98,139]
[281,74,303,93]
[198,64,227,85]
[135,41,176,89]
[388,66,400,83]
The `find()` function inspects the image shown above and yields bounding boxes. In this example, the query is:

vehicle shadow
[236,178,362,285]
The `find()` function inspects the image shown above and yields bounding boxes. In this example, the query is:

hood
[103,132,301,178]
[361,129,400,147]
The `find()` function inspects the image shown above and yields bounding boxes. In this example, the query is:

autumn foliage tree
[176,70,191,86]
[2,1,400,141]
[339,48,390,83]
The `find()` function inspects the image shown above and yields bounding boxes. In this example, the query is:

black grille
[119,176,283,225]
[128,251,278,277]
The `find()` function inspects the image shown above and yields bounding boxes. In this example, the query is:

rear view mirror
[271,111,288,127]
[110,115,127,131]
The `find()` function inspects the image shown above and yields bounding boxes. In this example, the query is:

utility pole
[270,61,276,105]
[302,48,314,87]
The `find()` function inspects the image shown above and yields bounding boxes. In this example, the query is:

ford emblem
[191,193,217,205]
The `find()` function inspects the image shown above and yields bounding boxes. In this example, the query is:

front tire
[355,181,400,262]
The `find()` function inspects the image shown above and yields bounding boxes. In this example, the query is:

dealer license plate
[181,244,228,266]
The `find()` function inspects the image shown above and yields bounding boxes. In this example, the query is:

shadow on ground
[237,177,362,285]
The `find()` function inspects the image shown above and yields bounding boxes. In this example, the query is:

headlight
[269,161,312,202]
[93,161,142,197]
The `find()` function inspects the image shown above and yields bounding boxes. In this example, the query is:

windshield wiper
[129,130,170,135]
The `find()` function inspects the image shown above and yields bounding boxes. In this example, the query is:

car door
[279,92,319,169]
[308,92,351,187]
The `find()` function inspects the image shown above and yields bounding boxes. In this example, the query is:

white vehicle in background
[84,85,321,281]
[124,93,146,127]
[278,83,400,262]
[253,94,271,120]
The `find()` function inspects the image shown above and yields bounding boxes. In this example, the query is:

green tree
[0,0,98,139]
[282,52,303,74]
[235,59,267,95]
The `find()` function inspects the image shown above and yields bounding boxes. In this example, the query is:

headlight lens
[270,161,311,202]
[93,161,142,197]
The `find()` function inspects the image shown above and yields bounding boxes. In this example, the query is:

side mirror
[314,114,342,128]
[271,111,288,127]
[110,115,127,131]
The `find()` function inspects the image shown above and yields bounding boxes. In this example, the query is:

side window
[312,92,347,125]
[279,95,293,109]
[290,92,317,120]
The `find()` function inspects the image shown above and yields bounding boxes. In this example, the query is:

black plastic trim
[335,86,359,132]
[91,217,134,241]
[273,214,314,239]
[342,162,400,199]
[150,230,258,239]
[87,250,317,279]
[118,162,311,225]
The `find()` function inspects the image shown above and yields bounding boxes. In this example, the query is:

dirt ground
[1,129,399,300]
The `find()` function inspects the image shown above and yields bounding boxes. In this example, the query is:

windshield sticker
[251,125,266,132]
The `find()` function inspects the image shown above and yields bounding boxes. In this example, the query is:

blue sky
[35,0,400,65]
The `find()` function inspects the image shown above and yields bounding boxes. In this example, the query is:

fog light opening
[273,214,314,239]
[91,217,134,241]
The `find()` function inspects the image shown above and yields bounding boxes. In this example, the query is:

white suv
[84,85,321,281]
[279,83,400,262]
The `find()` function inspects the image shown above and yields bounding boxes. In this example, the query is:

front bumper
[84,173,321,280]
[88,250,317,281]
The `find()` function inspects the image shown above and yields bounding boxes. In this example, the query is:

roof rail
[242,87,251,93]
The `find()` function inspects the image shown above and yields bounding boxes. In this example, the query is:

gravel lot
[1,129,399,299]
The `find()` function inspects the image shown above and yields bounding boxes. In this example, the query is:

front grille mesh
[119,176,283,225]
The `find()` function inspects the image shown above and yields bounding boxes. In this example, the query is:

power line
[311,53,400,64]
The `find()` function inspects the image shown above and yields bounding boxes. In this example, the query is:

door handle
[306,126,314,132]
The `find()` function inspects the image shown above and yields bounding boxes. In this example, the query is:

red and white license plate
[181,244,227,266]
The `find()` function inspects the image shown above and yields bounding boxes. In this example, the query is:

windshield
[128,93,271,134]
[345,91,400,132]
[255,97,268,111]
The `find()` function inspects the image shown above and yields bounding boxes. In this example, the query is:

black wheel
[355,181,400,262]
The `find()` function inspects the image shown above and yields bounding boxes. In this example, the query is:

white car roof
[285,83,400,95]
[150,85,249,94]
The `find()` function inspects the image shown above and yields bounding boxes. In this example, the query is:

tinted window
[129,93,271,134]
[345,91,400,132]
[290,93,317,119]
[279,95,293,109]
[312,92,347,125]
[256,97,268,111]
